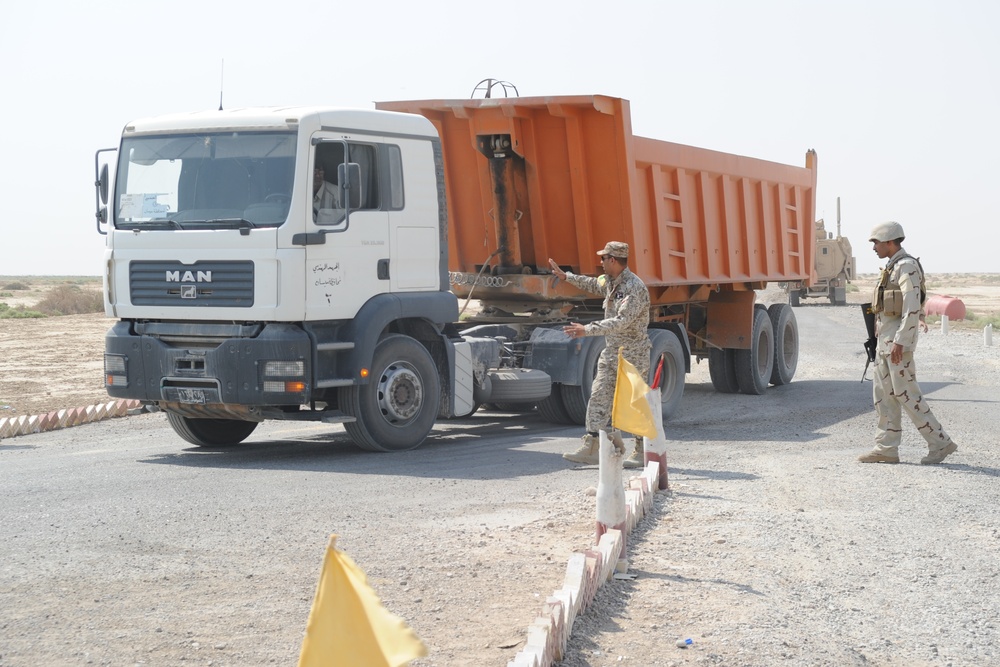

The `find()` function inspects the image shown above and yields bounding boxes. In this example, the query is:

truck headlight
[104,354,128,387]
[263,360,304,377]
[262,360,306,394]
[263,380,307,393]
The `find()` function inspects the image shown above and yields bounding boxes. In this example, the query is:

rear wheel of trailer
[735,308,775,395]
[768,303,799,386]
[647,329,685,419]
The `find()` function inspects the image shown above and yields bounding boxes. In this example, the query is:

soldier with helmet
[548,241,651,468]
[858,221,958,465]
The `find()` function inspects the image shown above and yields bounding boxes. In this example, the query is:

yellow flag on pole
[298,535,427,667]
[611,347,658,439]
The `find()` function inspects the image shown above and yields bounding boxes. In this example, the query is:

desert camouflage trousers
[872,350,953,455]
[586,338,651,435]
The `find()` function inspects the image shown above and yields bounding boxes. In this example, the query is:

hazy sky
[2,0,997,276]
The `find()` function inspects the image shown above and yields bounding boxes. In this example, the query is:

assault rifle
[861,302,877,382]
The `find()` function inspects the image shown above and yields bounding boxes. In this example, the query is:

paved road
[1,397,603,665]
[2,301,996,666]
[559,300,1000,666]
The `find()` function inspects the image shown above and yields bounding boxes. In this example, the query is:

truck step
[320,410,357,424]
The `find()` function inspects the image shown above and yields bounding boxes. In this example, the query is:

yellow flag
[611,348,658,439]
[298,535,427,667]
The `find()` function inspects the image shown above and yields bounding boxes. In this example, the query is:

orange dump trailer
[379,94,818,416]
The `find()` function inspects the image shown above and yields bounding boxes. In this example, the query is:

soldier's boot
[857,450,900,464]
[623,438,645,469]
[563,433,600,465]
[921,442,958,465]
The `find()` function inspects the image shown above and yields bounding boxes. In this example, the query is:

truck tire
[708,347,739,394]
[339,334,440,452]
[537,387,576,424]
[647,329,685,419]
[735,307,774,395]
[487,368,551,402]
[559,337,606,425]
[789,290,800,307]
[558,384,587,426]
[165,412,258,447]
[767,303,798,385]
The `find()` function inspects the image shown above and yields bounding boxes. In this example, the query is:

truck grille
[129,260,254,307]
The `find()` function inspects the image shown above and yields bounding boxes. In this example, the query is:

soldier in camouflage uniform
[858,221,958,465]
[548,241,651,467]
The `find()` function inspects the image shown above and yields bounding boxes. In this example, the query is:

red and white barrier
[0,399,142,440]
[595,430,628,570]
[509,451,664,666]
[640,353,670,490]
[642,386,670,491]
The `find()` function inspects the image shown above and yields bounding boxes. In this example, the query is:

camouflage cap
[596,241,629,259]
[869,221,905,243]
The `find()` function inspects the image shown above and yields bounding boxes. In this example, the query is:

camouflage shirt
[875,249,922,354]
[565,267,651,349]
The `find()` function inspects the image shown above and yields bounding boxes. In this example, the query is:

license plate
[177,388,207,404]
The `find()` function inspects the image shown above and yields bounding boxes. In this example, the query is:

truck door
[386,137,441,293]
[304,137,389,320]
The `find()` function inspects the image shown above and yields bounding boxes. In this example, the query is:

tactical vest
[872,253,925,317]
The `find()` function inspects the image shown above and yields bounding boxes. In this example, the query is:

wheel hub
[376,362,423,423]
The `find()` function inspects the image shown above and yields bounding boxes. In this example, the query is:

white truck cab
[96,107,505,450]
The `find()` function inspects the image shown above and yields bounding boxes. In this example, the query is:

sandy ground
[0,311,111,418]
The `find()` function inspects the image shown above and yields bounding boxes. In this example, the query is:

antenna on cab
[218,59,225,111]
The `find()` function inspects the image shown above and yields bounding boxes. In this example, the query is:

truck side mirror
[338,162,362,210]
[99,163,109,205]
[94,147,117,235]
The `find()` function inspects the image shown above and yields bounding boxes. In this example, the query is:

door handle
[292,232,327,246]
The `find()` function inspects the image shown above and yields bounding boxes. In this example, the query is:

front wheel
[339,334,440,452]
[165,412,258,447]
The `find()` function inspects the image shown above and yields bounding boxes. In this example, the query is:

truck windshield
[114,131,296,230]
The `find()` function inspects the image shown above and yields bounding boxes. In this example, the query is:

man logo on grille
[166,270,213,283]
